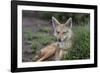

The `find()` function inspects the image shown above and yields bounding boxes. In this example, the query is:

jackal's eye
[57,31,60,34]
[63,32,66,34]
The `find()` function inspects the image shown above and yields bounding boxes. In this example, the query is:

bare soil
[22,15,52,62]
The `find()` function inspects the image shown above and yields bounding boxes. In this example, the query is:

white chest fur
[58,40,72,50]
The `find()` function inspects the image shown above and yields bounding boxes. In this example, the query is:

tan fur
[34,17,73,61]
[35,42,59,61]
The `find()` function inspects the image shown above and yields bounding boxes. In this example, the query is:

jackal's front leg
[55,49,64,60]
[35,42,59,61]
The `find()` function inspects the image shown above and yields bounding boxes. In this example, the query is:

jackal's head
[52,16,72,43]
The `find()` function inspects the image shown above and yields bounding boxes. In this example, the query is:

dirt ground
[22,14,52,62]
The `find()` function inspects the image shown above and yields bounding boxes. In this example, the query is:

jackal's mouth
[58,41,64,45]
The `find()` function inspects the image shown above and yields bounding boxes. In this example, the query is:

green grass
[31,40,40,51]
[37,35,56,45]
[32,26,56,46]
[31,42,38,49]
[65,25,90,60]
[39,27,52,33]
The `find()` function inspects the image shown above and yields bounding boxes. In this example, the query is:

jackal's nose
[58,39,61,42]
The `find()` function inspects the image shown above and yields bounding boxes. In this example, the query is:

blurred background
[22,10,90,62]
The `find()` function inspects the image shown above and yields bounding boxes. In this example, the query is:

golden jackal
[34,16,73,61]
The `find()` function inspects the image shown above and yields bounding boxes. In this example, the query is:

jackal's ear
[52,16,60,29]
[65,17,72,28]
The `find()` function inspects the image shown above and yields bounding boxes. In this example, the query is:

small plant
[24,30,33,41]
[31,40,39,51]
